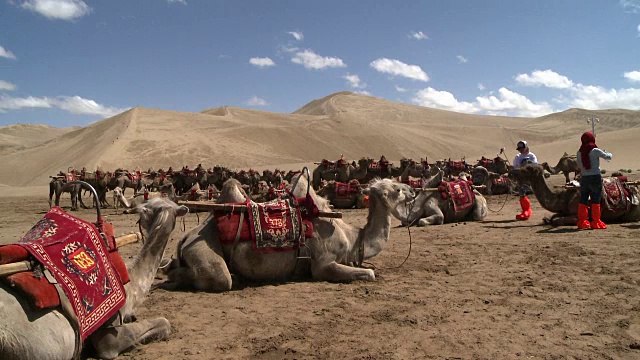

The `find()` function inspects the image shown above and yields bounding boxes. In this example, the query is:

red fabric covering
[214,195,318,249]
[0,244,29,264]
[402,179,423,189]
[4,272,61,309]
[579,132,597,170]
[18,207,126,340]
[445,180,476,213]
[335,181,360,198]
[492,176,511,186]
[65,173,77,182]
[602,177,629,214]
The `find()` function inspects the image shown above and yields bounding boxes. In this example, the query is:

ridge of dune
[0,123,77,155]
[0,92,639,187]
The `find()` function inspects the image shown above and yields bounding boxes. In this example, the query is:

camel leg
[90,317,171,360]
[311,261,375,282]
[564,171,570,183]
[416,200,445,226]
[48,183,55,207]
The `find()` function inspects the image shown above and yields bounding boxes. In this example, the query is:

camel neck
[358,194,391,260]
[530,171,567,213]
[120,212,174,317]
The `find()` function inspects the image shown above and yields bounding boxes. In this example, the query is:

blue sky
[1,0,640,127]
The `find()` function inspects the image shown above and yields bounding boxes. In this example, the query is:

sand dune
[0,92,638,187]
[0,124,75,155]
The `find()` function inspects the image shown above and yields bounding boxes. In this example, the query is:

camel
[317,180,369,209]
[542,153,581,183]
[508,165,640,225]
[108,171,143,196]
[471,166,512,195]
[81,171,112,208]
[49,178,85,211]
[475,156,510,175]
[0,198,188,360]
[393,170,488,226]
[161,174,413,292]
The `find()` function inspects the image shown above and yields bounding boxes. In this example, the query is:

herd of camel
[3,152,640,358]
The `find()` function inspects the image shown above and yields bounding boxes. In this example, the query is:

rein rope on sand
[486,192,511,213]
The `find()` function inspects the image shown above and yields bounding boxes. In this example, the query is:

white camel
[161,175,413,292]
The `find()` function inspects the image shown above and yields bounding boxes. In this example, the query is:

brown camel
[0,198,188,359]
[508,165,640,225]
[49,178,84,211]
[542,153,581,183]
[317,180,369,209]
[161,174,412,292]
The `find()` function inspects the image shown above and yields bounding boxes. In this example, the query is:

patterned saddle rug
[215,195,317,253]
[0,207,128,340]
[440,180,476,213]
[335,180,360,199]
[602,177,629,214]
[65,172,77,182]
[402,179,424,189]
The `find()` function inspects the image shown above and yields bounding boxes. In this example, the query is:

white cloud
[246,96,268,106]
[624,70,640,82]
[621,0,640,14]
[413,88,478,113]
[168,0,187,4]
[0,94,127,116]
[515,69,574,89]
[395,85,407,93]
[568,84,640,110]
[410,31,428,40]
[355,90,371,96]
[637,24,640,36]
[249,57,275,68]
[478,83,485,91]
[457,55,468,64]
[21,0,91,21]
[291,49,346,70]
[343,74,365,88]
[288,31,304,41]
[0,80,16,91]
[0,95,52,110]
[53,96,127,116]
[370,58,429,82]
[0,45,17,60]
[475,88,554,117]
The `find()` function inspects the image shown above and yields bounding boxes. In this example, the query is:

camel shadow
[483,220,520,224]
[536,227,580,234]
[621,224,640,230]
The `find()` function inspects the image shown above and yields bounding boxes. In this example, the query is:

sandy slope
[0,92,638,187]
[0,124,75,155]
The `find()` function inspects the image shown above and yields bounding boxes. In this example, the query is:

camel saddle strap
[227,210,245,269]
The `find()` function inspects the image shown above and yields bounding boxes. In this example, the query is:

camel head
[362,178,412,210]
[136,198,189,239]
[508,164,544,184]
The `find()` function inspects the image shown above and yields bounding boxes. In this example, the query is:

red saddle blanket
[127,173,140,183]
[602,177,629,214]
[492,176,511,187]
[447,161,467,171]
[443,180,475,213]
[215,196,317,252]
[1,207,127,340]
[65,173,77,182]
[402,179,424,189]
[335,181,360,198]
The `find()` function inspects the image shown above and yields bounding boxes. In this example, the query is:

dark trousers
[579,174,603,205]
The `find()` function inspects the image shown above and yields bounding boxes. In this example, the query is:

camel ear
[176,205,189,217]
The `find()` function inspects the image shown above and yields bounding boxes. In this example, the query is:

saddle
[602,177,630,214]
[402,179,424,189]
[0,208,129,340]
[335,180,360,198]
[438,179,475,213]
[214,195,318,252]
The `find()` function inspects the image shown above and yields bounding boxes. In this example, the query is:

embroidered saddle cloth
[602,177,629,214]
[215,195,317,252]
[335,181,360,199]
[445,180,476,213]
[4,207,127,340]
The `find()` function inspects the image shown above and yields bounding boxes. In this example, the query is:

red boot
[516,196,532,220]
[577,203,590,230]
[590,204,607,229]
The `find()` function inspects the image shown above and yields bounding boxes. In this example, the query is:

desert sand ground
[2,173,640,359]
